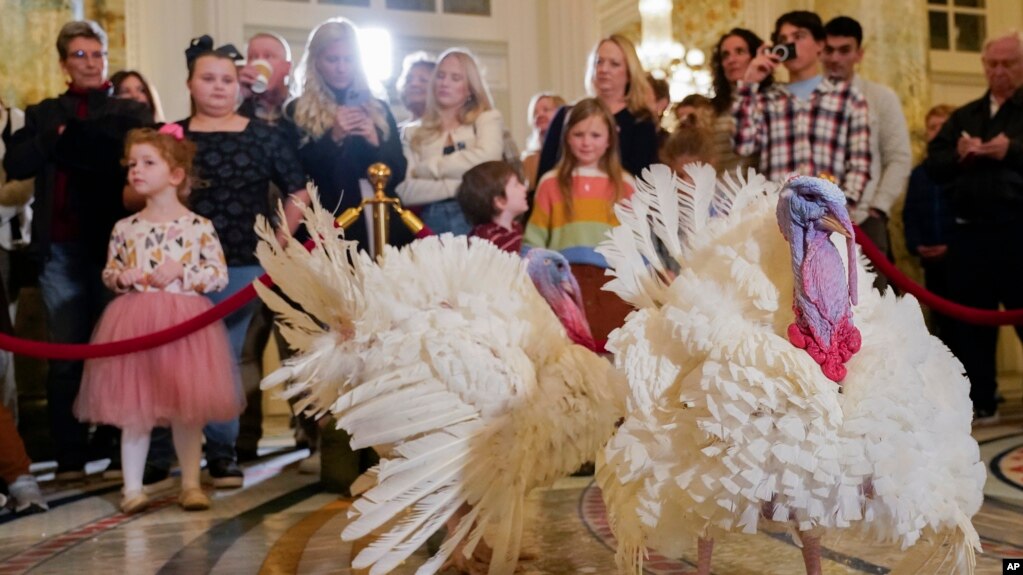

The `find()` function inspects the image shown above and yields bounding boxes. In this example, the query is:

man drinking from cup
[238,32,293,124]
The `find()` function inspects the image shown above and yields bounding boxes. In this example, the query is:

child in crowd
[523,98,635,342]
[73,126,243,514]
[456,160,528,253]
[661,116,716,182]
[903,104,957,343]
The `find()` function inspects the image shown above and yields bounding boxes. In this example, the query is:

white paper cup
[250,59,273,94]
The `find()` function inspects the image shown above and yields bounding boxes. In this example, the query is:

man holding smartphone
[924,32,1023,425]
[732,10,871,206]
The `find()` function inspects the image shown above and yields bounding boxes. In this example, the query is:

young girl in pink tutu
[74,125,243,514]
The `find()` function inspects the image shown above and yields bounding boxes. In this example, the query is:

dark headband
[185,35,243,67]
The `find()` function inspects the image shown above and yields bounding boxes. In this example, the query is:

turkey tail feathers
[888,513,979,575]
[599,163,773,309]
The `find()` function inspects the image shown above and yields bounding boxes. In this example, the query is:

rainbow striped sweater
[523,167,635,267]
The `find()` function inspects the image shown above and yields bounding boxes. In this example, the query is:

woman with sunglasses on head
[3,20,152,482]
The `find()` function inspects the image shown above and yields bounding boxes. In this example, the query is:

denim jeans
[149,265,262,467]
[420,199,471,236]
[38,243,114,469]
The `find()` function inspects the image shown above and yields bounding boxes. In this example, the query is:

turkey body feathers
[598,165,984,574]
[256,191,624,575]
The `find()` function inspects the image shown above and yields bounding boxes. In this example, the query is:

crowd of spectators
[1,9,1020,511]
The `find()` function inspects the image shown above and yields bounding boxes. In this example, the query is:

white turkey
[596,164,985,575]
[254,189,625,575]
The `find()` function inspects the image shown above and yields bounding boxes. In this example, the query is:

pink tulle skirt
[74,291,244,432]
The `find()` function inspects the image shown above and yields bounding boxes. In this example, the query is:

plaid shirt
[732,77,872,203]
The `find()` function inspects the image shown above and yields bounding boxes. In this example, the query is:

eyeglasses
[68,49,108,61]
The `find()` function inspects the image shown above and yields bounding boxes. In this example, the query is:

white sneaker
[298,452,321,475]
[9,475,48,514]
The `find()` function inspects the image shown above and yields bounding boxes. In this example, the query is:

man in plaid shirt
[732,11,871,205]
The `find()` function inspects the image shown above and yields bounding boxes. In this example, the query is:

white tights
[121,423,203,494]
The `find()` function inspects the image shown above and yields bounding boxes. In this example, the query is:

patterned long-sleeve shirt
[732,77,871,203]
[102,213,229,295]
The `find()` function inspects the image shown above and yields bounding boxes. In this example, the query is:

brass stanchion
[334,163,425,260]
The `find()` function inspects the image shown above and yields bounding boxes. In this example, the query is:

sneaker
[206,459,244,489]
[120,490,150,514]
[973,408,1000,426]
[178,488,211,511]
[298,452,321,475]
[9,475,48,514]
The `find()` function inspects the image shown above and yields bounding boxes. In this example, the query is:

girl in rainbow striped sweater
[523,98,635,342]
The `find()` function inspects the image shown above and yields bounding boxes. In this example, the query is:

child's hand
[116,268,145,289]
[149,260,184,288]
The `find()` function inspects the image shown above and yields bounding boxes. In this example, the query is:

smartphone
[769,42,797,62]
[344,89,369,107]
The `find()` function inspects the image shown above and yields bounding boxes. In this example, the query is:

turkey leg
[800,531,823,575]
[694,536,713,575]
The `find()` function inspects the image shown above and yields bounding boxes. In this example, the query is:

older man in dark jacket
[925,32,1023,425]
[3,20,152,477]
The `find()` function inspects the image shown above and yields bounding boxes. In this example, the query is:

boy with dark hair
[773,10,826,43]
[823,15,912,290]
[456,160,528,253]
[733,10,871,205]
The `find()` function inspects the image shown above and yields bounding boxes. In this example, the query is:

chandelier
[636,0,712,101]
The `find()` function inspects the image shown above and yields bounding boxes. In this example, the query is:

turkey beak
[820,214,852,238]
[561,279,576,299]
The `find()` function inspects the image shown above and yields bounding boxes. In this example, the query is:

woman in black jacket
[3,21,151,479]
[284,17,410,250]
[535,34,658,186]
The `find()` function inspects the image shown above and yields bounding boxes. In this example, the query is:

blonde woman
[284,17,410,249]
[535,34,658,183]
[396,48,504,235]
[521,92,566,189]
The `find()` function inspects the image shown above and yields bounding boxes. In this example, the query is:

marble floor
[1,409,1021,575]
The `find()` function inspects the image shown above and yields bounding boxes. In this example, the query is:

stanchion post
[367,163,391,261]
[333,162,425,261]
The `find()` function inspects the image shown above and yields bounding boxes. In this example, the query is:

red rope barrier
[3,222,1015,361]
[0,226,437,360]
[853,224,1023,326]
[0,275,273,360]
